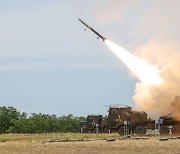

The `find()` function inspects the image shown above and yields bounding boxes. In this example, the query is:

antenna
[110,104,132,108]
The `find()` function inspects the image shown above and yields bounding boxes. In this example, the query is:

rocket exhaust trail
[78,19,161,85]
[105,39,162,85]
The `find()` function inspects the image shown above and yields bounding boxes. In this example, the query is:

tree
[0,106,86,134]
[0,106,21,133]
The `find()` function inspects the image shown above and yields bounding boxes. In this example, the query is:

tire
[111,129,118,133]
[119,126,124,136]
[160,125,169,135]
[134,125,146,135]
[91,128,100,133]
[171,125,180,135]
[83,129,89,133]
[103,127,110,133]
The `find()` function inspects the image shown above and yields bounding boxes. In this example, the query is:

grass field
[0,133,179,154]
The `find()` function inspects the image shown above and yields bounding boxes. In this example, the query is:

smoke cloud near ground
[132,1,180,119]
[133,53,180,119]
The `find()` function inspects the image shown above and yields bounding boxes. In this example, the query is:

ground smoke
[133,53,180,119]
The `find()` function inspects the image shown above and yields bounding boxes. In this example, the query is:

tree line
[0,106,86,134]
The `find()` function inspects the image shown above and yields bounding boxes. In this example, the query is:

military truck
[80,96,180,135]
[79,115,107,133]
[80,106,155,135]
[79,121,87,133]
[159,114,180,135]
[105,105,155,135]
[159,96,180,135]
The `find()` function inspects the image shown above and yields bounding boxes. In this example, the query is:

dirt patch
[0,139,179,154]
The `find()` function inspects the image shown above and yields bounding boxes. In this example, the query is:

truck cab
[107,105,132,131]
[80,115,105,133]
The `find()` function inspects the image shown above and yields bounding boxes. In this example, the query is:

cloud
[72,0,142,24]
[95,0,142,24]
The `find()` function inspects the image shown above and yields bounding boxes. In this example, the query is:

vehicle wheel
[134,125,146,135]
[103,127,110,133]
[119,126,124,136]
[83,130,89,133]
[160,125,169,135]
[91,128,100,133]
[111,129,118,133]
[171,125,180,135]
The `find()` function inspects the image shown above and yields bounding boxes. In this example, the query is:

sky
[0,0,179,116]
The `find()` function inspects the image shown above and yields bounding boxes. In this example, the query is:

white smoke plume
[133,53,180,119]
[132,1,180,118]
[73,0,180,118]
[96,0,180,118]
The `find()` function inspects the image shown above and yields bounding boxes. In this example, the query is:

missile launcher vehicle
[80,105,155,135]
